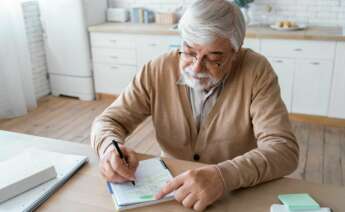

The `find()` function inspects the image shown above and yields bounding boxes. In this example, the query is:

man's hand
[99,143,139,183]
[155,165,225,211]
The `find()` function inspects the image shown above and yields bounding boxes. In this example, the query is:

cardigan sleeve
[216,57,299,192]
[90,62,154,157]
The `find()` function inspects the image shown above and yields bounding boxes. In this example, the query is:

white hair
[178,0,246,51]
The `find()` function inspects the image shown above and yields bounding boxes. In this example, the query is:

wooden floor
[0,96,344,187]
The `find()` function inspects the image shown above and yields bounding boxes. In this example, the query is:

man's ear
[236,42,243,52]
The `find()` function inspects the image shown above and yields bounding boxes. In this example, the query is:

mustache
[184,68,210,79]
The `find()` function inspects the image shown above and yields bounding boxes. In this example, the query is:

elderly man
[91,0,299,211]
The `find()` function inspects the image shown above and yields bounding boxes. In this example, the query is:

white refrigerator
[39,0,107,100]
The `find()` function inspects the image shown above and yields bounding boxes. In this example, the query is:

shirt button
[193,154,200,161]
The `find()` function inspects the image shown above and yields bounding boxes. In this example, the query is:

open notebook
[0,148,87,212]
[107,158,175,211]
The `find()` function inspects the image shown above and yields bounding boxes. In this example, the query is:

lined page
[110,158,174,206]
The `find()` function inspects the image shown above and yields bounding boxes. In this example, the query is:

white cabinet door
[243,38,260,53]
[292,59,333,116]
[93,63,137,94]
[268,57,295,111]
[329,42,345,118]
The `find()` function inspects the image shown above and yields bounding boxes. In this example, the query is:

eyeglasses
[178,51,226,69]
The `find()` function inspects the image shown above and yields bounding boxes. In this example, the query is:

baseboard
[289,113,345,127]
[96,93,117,101]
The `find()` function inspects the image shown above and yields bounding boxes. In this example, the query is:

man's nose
[191,60,204,73]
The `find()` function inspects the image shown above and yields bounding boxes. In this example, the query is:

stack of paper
[107,158,175,211]
[0,148,87,212]
[271,193,331,212]
[278,193,320,211]
[0,151,57,203]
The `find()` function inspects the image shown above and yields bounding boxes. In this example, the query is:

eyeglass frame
[177,45,233,70]
[178,51,223,68]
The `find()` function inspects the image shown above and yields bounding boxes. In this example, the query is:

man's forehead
[182,38,231,54]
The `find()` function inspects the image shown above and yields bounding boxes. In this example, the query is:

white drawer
[92,48,137,65]
[90,33,136,49]
[136,35,181,52]
[261,39,336,60]
[93,63,137,94]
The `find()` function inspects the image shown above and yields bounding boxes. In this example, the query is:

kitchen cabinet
[268,57,295,111]
[329,42,345,118]
[90,33,138,94]
[292,59,333,115]
[93,63,137,94]
[89,31,344,119]
[261,39,336,116]
[90,33,181,95]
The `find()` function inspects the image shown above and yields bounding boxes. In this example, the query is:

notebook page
[110,158,174,206]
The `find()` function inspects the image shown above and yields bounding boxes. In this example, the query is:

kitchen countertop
[88,22,345,42]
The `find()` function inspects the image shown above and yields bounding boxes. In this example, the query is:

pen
[112,140,135,186]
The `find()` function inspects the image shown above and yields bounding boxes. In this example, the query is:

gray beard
[180,67,220,90]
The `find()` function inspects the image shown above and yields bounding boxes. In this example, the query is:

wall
[22,0,50,99]
[109,0,345,27]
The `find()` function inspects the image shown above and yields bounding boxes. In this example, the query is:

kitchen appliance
[38,0,107,100]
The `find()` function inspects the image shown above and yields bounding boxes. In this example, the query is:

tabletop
[1,130,344,212]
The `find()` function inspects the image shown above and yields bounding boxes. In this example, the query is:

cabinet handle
[111,66,118,69]
[169,44,180,48]
[293,48,303,52]
[310,62,320,66]
[110,40,117,43]
[110,56,118,59]
[148,43,157,47]
[274,60,283,63]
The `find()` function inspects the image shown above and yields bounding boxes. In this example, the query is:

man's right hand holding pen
[99,139,139,184]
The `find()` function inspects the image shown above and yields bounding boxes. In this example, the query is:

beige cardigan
[91,48,299,192]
